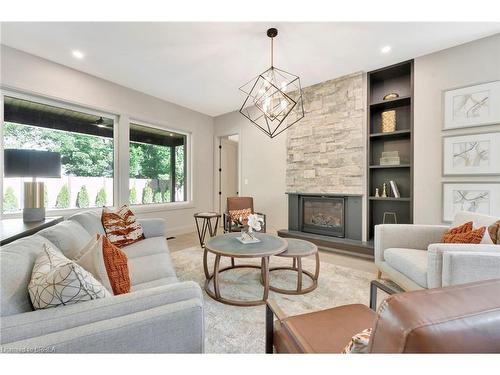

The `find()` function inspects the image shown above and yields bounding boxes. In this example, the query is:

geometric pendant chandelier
[239,28,305,138]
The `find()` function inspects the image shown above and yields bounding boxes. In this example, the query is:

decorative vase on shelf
[381,110,396,133]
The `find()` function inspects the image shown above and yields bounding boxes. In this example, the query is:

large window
[129,122,187,205]
[2,96,115,213]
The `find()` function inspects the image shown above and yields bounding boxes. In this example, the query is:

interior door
[219,137,239,214]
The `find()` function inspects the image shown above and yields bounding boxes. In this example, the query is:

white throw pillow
[28,243,111,310]
[76,235,113,293]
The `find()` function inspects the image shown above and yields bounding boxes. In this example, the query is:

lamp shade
[4,149,61,178]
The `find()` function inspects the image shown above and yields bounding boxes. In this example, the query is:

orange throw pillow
[101,205,145,247]
[442,222,473,242]
[228,208,252,225]
[443,226,486,244]
[101,236,131,295]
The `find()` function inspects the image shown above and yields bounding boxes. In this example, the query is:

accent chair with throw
[374,211,500,291]
[223,196,267,233]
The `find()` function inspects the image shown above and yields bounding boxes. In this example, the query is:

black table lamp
[4,149,61,222]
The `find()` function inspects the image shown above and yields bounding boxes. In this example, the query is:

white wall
[414,34,500,224]
[1,45,215,236]
[213,111,288,232]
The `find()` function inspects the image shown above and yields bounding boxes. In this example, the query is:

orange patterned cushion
[101,205,145,247]
[228,208,252,225]
[101,236,130,295]
[487,220,500,244]
[443,226,486,244]
[442,222,473,242]
[341,328,372,354]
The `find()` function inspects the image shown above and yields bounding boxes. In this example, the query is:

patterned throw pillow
[443,226,486,244]
[341,328,372,354]
[228,208,252,225]
[442,221,473,242]
[487,220,500,244]
[77,234,131,295]
[29,243,110,310]
[101,205,145,247]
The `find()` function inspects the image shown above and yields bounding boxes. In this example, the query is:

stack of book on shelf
[380,151,400,166]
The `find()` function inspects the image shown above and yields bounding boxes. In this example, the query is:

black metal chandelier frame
[239,28,305,139]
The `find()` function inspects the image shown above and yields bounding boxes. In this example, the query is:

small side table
[193,212,221,248]
[267,238,320,295]
[369,279,405,311]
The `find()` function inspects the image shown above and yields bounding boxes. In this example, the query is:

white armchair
[375,211,500,291]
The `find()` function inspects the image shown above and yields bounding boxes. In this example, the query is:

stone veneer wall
[286,72,365,194]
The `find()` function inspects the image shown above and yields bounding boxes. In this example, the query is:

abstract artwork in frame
[443,182,500,222]
[443,81,500,130]
[443,132,500,175]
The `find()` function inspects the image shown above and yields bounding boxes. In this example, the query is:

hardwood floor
[167,230,377,275]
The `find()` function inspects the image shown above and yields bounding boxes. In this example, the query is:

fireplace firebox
[301,196,345,237]
[280,193,371,257]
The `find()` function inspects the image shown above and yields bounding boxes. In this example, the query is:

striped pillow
[101,205,145,247]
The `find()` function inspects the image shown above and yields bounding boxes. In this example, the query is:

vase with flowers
[238,213,264,244]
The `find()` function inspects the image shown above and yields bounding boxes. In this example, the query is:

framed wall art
[443,80,500,130]
[443,131,500,176]
[442,182,500,222]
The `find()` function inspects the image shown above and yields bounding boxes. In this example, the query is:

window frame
[127,118,192,212]
[0,90,119,218]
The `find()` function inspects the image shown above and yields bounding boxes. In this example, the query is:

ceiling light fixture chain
[239,27,304,139]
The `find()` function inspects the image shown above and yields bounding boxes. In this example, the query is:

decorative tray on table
[235,232,261,244]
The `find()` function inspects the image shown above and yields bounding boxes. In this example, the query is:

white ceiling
[1,22,499,116]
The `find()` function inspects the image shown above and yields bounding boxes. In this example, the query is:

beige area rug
[171,247,373,353]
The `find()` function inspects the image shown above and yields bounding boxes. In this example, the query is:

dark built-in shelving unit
[367,60,414,240]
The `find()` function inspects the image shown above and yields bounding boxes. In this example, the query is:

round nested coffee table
[267,238,319,295]
[204,232,287,306]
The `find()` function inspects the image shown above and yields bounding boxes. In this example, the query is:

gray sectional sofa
[0,210,204,353]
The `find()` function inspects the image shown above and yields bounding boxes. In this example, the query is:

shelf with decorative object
[370,95,411,111]
[367,60,414,239]
[368,197,411,201]
[370,129,411,138]
[369,164,410,169]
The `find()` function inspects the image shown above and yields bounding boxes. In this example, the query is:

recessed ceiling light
[72,50,84,59]
[381,45,391,54]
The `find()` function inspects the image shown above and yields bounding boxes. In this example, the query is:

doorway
[218,134,239,215]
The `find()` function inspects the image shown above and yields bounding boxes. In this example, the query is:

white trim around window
[128,118,193,209]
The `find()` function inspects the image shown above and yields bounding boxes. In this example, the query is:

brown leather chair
[223,196,266,233]
[266,279,500,353]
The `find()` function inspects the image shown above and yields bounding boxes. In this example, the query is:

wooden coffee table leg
[203,248,210,279]
[314,251,320,281]
[296,257,303,293]
[213,254,221,299]
[262,257,270,301]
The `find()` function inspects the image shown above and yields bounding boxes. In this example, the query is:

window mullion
[117,115,130,207]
